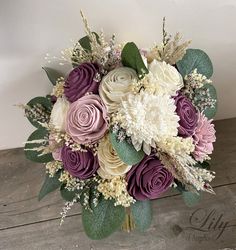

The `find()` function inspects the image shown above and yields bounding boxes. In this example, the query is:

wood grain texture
[0,184,235,250]
[0,118,236,249]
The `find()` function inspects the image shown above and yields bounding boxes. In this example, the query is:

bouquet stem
[121,208,135,232]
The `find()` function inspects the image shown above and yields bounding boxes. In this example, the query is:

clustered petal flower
[116,91,179,154]
[99,67,138,113]
[64,63,100,102]
[126,154,174,200]
[65,94,108,144]
[192,112,216,162]
[39,25,216,212]
[61,145,99,179]
[175,92,198,137]
[97,135,132,179]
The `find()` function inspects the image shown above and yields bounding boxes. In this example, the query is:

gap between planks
[1,181,236,232]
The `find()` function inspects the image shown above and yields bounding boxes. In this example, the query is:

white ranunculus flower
[148,59,183,96]
[97,135,132,179]
[99,67,138,113]
[50,97,69,131]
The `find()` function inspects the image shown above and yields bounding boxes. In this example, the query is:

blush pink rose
[192,112,216,162]
[66,94,108,144]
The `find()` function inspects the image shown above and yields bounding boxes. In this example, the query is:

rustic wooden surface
[0,118,236,250]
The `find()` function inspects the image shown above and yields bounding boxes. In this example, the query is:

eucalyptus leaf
[121,42,148,78]
[131,200,152,232]
[42,67,63,85]
[24,128,53,163]
[182,191,201,207]
[195,83,217,119]
[78,32,100,52]
[26,96,52,128]
[38,171,62,201]
[82,197,125,239]
[175,179,187,193]
[194,161,210,170]
[60,185,77,202]
[176,48,213,78]
[109,131,145,165]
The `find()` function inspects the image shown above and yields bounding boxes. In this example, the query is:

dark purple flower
[64,63,100,102]
[126,155,173,200]
[175,93,198,137]
[61,146,99,179]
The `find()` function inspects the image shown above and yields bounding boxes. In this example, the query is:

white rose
[50,97,69,131]
[97,135,132,179]
[148,60,183,96]
[99,67,138,113]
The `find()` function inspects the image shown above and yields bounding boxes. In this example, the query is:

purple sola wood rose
[64,63,100,103]
[175,93,198,137]
[61,145,99,179]
[126,155,173,200]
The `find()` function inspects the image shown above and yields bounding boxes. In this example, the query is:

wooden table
[0,118,236,250]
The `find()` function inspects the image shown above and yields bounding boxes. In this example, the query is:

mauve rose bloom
[61,146,99,179]
[64,63,100,102]
[66,94,108,144]
[175,93,198,137]
[126,155,173,200]
[192,112,216,162]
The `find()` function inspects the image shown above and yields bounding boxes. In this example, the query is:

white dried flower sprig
[60,194,79,226]
[46,161,63,177]
[71,11,121,73]
[158,151,215,193]
[17,103,50,126]
[98,176,135,207]
[51,77,65,97]
[147,18,191,65]
[182,69,216,112]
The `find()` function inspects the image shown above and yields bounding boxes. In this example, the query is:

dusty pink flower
[65,94,108,144]
[192,112,216,162]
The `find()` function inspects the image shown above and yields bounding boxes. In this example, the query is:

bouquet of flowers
[22,12,217,239]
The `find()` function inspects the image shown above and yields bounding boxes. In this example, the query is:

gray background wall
[0,0,235,149]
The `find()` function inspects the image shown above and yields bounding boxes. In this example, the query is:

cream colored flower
[50,97,69,131]
[97,135,132,179]
[116,91,179,154]
[147,60,183,96]
[99,67,138,113]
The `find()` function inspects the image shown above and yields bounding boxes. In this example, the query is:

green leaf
[194,161,210,170]
[60,185,77,202]
[38,171,62,201]
[82,197,125,239]
[109,131,145,165]
[182,191,201,207]
[175,179,187,193]
[121,42,148,78]
[26,96,52,128]
[131,200,152,232]
[195,83,217,119]
[24,128,53,163]
[176,48,213,78]
[78,32,100,52]
[42,67,63,85]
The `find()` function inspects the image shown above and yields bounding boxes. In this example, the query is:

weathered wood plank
[0,184,235,250]
[0,118,236,231]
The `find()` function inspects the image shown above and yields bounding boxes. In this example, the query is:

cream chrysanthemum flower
[97,135,132,179]
[117,91,179,154]
[99,67,138,113]
[145,60,183,96]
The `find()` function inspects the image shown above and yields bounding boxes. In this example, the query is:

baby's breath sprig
[182,69,216,112]
[17,103,51,126]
